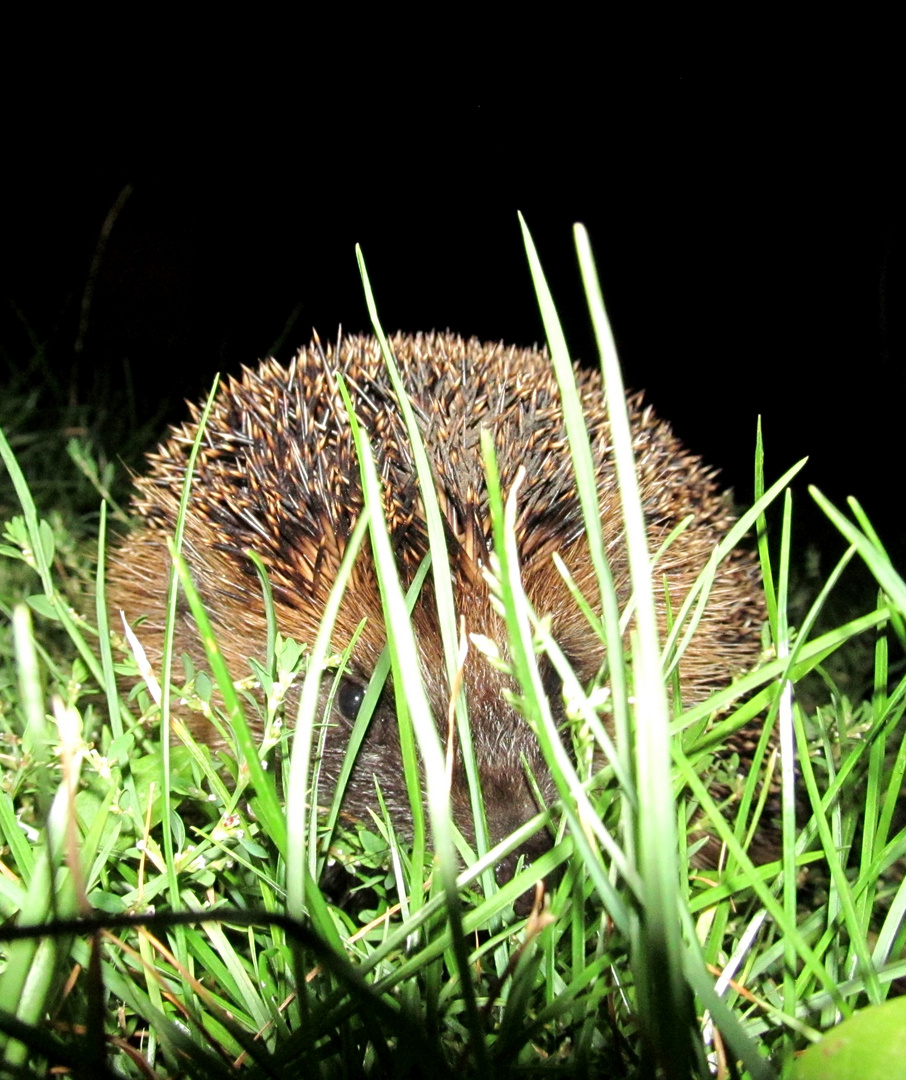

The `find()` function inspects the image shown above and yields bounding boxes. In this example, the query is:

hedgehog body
[108,332,764,885]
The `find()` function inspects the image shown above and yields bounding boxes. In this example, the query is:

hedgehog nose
[494,829,557,917]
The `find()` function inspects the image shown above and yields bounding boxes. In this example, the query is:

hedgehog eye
[336,677,366,722]
[538,656,564,704]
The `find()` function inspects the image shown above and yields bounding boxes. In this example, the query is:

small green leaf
[108,731,136,761]
[26,594,58,620]
[194,669,212,702]
[38,518,55,566]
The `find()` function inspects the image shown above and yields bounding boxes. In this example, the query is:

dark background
[2,84,903,575]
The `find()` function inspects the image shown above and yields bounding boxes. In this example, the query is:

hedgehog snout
[457,739,559,914]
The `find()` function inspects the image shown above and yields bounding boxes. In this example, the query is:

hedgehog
[107,331,765,896]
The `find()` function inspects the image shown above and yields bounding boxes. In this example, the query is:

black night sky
[3,80,903,575]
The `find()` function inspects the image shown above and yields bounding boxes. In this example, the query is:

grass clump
[0,223,904,1079]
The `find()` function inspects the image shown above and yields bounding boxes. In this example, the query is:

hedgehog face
[300,573,570,908]
[321,654,562,878]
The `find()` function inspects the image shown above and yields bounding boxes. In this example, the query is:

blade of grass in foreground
[336,288,490,1072]
[573,220,695,1073]
[357,249,496,900]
